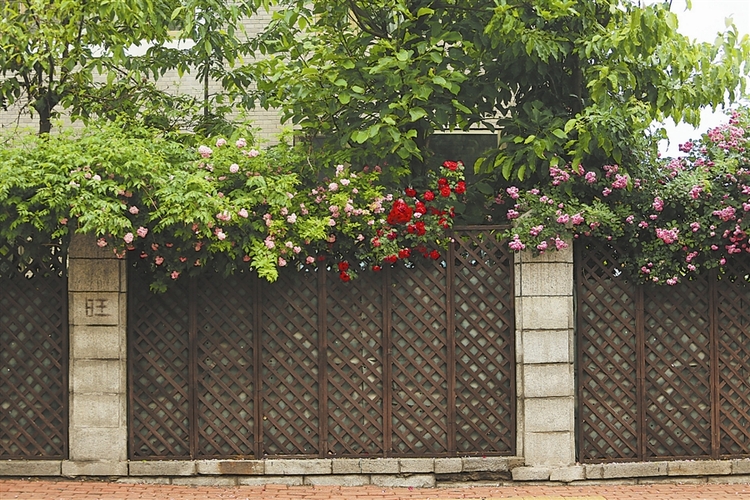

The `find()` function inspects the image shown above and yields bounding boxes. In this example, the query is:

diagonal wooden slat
[129,265,191,458]
[453,231,514,454]
[576,239,639,461]
[195,273,255,457]
[0,243,67,459]
[390,260,448,455]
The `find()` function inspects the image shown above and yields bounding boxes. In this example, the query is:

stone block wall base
[1,458,750,487]
[62,461,128,477]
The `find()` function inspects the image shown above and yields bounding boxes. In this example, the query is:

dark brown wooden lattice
[643,277,712,459]
[577,239,750,462]
[717,261,750,457]
[326,271,384,456]
[129,265,191,458]
[129,227,515,459]
[390,259,449,455]
[195,273,255,457]
[576,239,638,462]
[453,230,515,454]
[0,245,67,459]
[261,267,320,456]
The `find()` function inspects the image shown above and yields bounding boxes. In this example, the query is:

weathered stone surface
[304,474,370,486]
[601,462,668,479]
[71,360,122,394]
[523,365,574,398]
[524,397,574,433]
[332,458,361,474]
[637,477,707,485]
[708,475,750,484]
[129,461,196,476]
[0,461,61,476]
[71,326,121,360]
[512,466,551,481]
[371,474,435,488]
[519,246,573,264]
[520,296,573,331]
[70,293,121,326]
[585,464,604,480]
[69,259,121,292]
[524,431,574,467]
[116,477,171,484]
[264,459,331,475]
[69,234,116,260]
[69,427,127,462]
[434,458,462,474]
[523,330,571,365]
[62,460,127,477]
[521,262,573,297]
[732,459,750,475]
[668,460,731,476]
[238,476,304,486]
[172,476,237,486]
[196,460,264,476]
[549,465,584,482]
[462,456,509,472]
[72,394,121,428]
[399,458,434,473]
[360,458,399,474]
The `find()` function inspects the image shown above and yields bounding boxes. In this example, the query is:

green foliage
[0,124,465,289]
[250,0,750,183]
[252,0,500,178]
[502,107,750,286]
[0,0,179,133]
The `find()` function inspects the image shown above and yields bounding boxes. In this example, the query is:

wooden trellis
[577,238,750,462]
[0,244,68,459]
[128,227,515,459]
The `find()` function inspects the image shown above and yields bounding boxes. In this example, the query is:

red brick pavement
[1,479,750,500]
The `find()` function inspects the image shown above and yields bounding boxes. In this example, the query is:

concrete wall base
[2,458,750,487]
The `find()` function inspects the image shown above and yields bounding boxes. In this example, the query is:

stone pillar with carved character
[64,234,128,476]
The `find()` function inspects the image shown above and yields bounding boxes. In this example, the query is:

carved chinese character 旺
[85,298,111,317]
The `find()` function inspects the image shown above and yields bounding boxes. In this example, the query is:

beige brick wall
[0,8,285,143]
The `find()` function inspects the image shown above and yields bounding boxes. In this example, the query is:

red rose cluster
[369,160,467,268]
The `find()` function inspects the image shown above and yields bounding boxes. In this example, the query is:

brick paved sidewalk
[2,479,750,500]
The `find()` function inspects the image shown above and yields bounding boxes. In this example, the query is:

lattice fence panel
[129,266,191,458]
[326,270,384,456]
[576,240,638,461]
[390,260,448,455]
[261,268,320,456]
[0,246,67,459]
[196,273,255,457]
[453,231,514,454]
[717,262,750,456]
[644,277,712,459]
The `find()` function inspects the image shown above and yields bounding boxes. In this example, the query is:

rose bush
[501,107,750,285]
[0,124,466,289]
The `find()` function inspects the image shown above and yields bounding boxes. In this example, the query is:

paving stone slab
[303,474,371,486]
[371,474,435,488]
[129,461,195,476]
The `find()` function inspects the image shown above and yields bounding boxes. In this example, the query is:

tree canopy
[252,0,750,182]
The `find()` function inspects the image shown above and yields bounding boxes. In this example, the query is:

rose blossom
[229,163,239,173]
[129,206,139,215]
[198,145,213,158]
[123,232,134,244]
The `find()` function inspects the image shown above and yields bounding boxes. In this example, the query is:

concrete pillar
[64,234,128,476]
[515,246,576,468]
